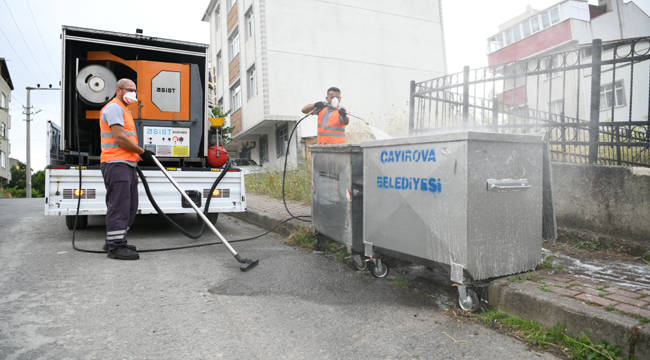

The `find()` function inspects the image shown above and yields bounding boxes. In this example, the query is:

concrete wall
[552,162,650,244]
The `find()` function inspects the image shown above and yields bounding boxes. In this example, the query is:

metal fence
[409,37,650,167]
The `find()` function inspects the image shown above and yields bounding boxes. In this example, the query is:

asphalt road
[0,198,559,359]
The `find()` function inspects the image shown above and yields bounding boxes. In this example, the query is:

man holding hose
[302,87,350,145]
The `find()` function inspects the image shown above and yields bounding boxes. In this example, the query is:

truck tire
[66,215,88,230]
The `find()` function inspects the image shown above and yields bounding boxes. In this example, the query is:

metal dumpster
[310,144,367,269]
[361,131,544,292]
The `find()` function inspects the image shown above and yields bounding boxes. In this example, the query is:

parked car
[231,158,263,174]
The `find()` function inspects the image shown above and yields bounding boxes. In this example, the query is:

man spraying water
[302,87,349,145]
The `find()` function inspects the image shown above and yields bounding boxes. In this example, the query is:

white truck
[45,26,246,229]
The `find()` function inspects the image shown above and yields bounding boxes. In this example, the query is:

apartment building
[0,58,13,185]
[485,0,650,123]
[202,0,447,167]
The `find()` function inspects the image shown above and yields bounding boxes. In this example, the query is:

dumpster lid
[309,144,362,153]
[360,131,544,148]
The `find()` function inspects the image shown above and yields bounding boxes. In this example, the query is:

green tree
[6,161,45,198]
[32,169,46,197]
[211,107,235,144]
[9,161,26,189]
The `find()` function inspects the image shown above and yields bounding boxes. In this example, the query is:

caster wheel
[66,215,88,230]
[458,288,480,312]
[369,261,390,278]
[352,255,368,271]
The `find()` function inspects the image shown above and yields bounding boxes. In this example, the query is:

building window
[216,51,222,78]
[247,65,257,100]
[1,151,5,169]
[504,28,512,46]
[259,135,268,163]
[550,7,560,24]
[218,97,223,112]
[246,8,254,40]
[512,25,522,42]
[522,21,531,37]
[231,82,241,111]
[1,93,5,109]
[229,28,240,61]
[227,0,236,12]
[600,81,625,110]
[541,11,551,28]
[215,6,220,31]
[1,122,5,137]
[549,100,563,115]
[276,124,289,157]
[544,56,560,79]
[530,17,540,33]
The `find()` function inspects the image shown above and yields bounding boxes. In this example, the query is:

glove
[314,101,327,109]
[338,108,347,118]
[140,149,155,163]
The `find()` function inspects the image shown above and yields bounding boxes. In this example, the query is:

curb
[488,279,649,359]
[227,207,306,237]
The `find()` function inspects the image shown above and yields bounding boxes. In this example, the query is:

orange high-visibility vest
[99,99,140,163]
[317,107,346,145]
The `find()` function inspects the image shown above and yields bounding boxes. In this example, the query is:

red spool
[207,145,229,168]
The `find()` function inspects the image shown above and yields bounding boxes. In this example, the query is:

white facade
[0,58,13,185]
[203,0,447,167]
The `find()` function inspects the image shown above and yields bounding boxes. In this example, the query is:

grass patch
[245,157,312,204]
[538,282,551,292]
[643,250,650,262]
[393,276,410,290]
[598,293,606,298]
[508,272,536,283]
[538,252,556,269]
[574,239,601,252]
[467,308,623,359]
[604,304,615,311]
[286,225,315,249]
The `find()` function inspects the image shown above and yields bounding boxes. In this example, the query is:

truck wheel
[66,215,88,230]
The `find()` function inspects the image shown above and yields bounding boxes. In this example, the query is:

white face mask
[123,91,138,105]
[330,97,339,108]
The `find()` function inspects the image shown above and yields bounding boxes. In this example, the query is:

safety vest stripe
[321,125,345,132]
[107,230,126,235]
[106,235,125,240]
[101,143,122,149]
[101,131,137,138]
[316,132,346,137]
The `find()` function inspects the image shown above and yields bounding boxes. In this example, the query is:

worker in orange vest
[302,87,350,145]
[99,78,154,260]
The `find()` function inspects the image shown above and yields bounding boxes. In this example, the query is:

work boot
[103,243,137,252]
[107,246,140,260]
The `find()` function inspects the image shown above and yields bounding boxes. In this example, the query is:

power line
[26,0,60,80]
[2,0,55,84]
[0,28,39,83]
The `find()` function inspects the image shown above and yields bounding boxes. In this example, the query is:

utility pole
[24,85,60,198]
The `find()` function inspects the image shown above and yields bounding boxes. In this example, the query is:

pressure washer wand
[151,156,259,271]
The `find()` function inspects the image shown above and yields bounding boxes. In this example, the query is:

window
[246,8,254,40]
[229,29,240,61]
[487,34,502,53]
[247,65,257,99]
[216,51,222,78]
[541,11,550,28]
[1,122,5,137]
[522,21,531,37]
[218,97,223,112]
[600,81,625,110]
[549,100,563,115]
[276,124,289,157]
[550,7,560,24]
[544,56,560,79]
[227,0,236,12]
[215,6,220,31]
[231,82,241,111]
[1,93,5,109]
[531,17,540,33]
[504,28,512,46]
[259,135,268,163]
[512,25,521,42]
[1,151,5,169]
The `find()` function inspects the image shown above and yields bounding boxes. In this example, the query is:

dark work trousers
[101,162,138,251]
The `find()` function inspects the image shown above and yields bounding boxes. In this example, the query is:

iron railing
[409,37,650,167]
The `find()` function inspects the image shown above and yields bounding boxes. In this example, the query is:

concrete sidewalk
[230,192,650,359]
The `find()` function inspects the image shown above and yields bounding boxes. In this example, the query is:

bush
[245,157,312,204]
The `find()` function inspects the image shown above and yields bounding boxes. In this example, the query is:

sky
[1,0,649,172]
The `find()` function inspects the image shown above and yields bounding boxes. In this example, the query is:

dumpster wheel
[369,260,390,278]
[458,288,479,312]
[352,255,368,271]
